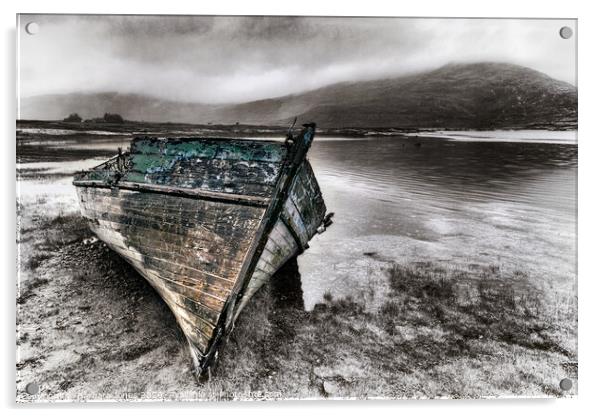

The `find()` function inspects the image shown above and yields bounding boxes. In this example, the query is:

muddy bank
[16,213,577,401]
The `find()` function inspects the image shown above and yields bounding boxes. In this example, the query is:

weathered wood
[122,138,287,198]
[82,203,262,245]
[73,124,329,379]
[88,220,239,293]
[126,157,281,196]
[281,198,310,245]
[81,187,265,231]
[88,224,229,315]
[225,125,320,335]
[74,179,271,207]
[233,218,301,321]
[289,161,327,235]
[85,215,252,279]
[271,217,300,253]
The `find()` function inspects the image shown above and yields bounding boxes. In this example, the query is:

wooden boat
[73,123,331,378]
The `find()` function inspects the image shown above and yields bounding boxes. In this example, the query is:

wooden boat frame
[73,123,330,378]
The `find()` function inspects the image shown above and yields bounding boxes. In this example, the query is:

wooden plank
[172,295,221,332]
[298,161,327,232]
[143,272,221,328]
[288,161,327,235]
[89,225,235,302]
[281,198,310,245]
[174,308,213,350]
[246,270,272,289]
[82,200,262,242]
[81,190,266,236]
[271,219,299,253]
[79,185,264,273]
[130,175,275,198]
[86,185,266,220]
[84,213,256,274]
[126,157,282,192]
[262,236,295,267]
[88,217,245,282]
[89,225,232,314]
[232,211,306,321]
[157,285,221,324]
[74,180,271,207]
[130,137,286,163]
[238,220,299,304]
[125,138,287,199]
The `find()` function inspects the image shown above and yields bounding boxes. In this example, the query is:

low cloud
[18,15,576,103]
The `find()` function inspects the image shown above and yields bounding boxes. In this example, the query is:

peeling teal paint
[131,138,285,162]
[118,138,289,196]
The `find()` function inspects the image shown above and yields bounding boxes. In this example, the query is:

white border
[3,1,601,416]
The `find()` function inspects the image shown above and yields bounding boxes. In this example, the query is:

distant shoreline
[16,119,577,140]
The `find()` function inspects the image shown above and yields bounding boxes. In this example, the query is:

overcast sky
[18,15,576,104]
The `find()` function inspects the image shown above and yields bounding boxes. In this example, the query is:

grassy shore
[16,211,577,401]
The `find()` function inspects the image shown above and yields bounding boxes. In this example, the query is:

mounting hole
[25,382,39,395]
[559,378,573,391]
[559,26,573,40]
[25,22,40,35]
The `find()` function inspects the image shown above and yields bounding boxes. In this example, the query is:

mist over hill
[20,63,577,129]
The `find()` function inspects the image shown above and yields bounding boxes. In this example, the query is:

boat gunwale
[129,136,288,145]
[73,179,271,207]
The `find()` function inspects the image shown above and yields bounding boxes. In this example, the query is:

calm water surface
[17,130,578,309]
[299,135,577,309]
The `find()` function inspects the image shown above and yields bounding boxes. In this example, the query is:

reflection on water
[299,137,577,309]
[413,129,577,144]
[311,137,576,219]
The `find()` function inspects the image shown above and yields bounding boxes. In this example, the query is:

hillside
[19,63,577,129]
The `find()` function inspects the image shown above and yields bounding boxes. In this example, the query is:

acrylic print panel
[16,14,577,401]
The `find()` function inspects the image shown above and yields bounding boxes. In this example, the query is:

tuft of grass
[388,263,453,300]
[26,253,52,270]
[383,262,572,356]
[17,277,49,305]
[37,214,92,251]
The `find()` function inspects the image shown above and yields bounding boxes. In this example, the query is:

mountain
[19,63,577,129]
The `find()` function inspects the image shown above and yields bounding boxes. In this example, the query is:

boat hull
[73,125,328,376]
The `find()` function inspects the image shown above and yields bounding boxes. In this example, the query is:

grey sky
[18,15,577,104]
